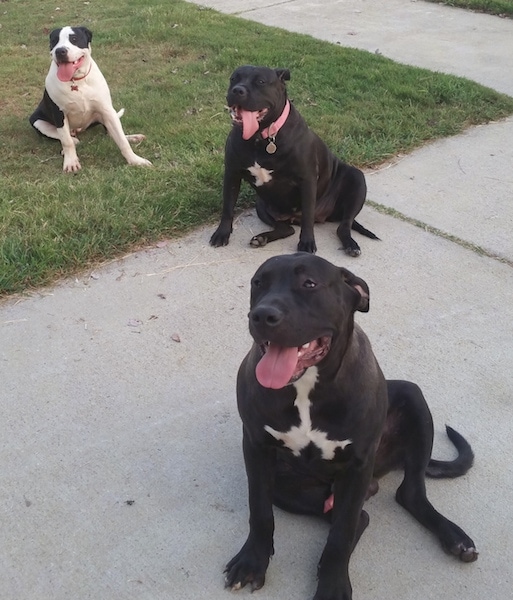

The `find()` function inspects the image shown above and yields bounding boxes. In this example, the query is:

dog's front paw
[210,225,232,247]
[224,545,270,592]
[63,156,81,173]
[313,590,352,600]
[313,577,352,600]
[297,239,317,254]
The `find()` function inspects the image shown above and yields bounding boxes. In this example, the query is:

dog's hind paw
[126,134,146,144]
[250,234,268,248]
[448,541,479,563]
[342,242,361,257]
[441,530,479,563]
[439,522,479,563]
[127,155,153,167]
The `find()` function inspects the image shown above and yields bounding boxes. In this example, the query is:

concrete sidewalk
[2,2,512,599]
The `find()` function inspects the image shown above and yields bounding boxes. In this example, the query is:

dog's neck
[261,100,290,139]
[70,61,92,82]
[68,61,92,91]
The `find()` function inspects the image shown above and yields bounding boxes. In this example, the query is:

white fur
[33,26,152,172]
[247,162,273,187]
[264,367,352,459]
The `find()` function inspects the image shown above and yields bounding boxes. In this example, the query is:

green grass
[426,0,513,18]
[1,0,513,295]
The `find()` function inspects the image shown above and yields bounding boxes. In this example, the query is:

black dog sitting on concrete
[210,66,378,256]
[225,253,477,600]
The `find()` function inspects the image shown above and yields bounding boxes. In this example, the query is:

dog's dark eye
[69,36,77,44]
[257,79,266,85]
[252,278,261,288]
[303,279,317,289]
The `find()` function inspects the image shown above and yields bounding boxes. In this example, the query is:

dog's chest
[264,367,352,460]
[46,63,110,128]
[247,162,273,187]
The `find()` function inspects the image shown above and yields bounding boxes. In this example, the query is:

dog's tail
[117,108,125,119]
[352,220,380,240]
[426,425,474,478]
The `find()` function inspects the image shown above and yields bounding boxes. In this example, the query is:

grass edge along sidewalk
[426,0,513,19]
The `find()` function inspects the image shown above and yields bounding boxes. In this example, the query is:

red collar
[261,100,290,139]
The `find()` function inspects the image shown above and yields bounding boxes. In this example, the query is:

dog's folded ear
[340,268,370,313]
[78,26,93,44]
[275,68,291,82]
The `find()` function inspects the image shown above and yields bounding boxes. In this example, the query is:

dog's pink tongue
[256,344,298,389]
[57,62,79,82]
[240,109,260,140]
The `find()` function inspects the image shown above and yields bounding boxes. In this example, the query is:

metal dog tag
[266,140,277,154]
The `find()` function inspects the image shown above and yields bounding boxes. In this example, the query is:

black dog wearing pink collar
[210,65,378,255]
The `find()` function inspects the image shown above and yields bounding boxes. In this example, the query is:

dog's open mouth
[56,55,86,82]
[229,106,268,140]
[255,336,331,389]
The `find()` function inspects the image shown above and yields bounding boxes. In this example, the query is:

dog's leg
[331,166,367,256]
[101,108,152,166]
[314,462,373,600]
[117,109,145,144]
[32,119,81,148]
[125,134,147,144]
[388,381,478,562]
[31,119,65,141]
[210,167,243,247]
[297,181,317,253]
[224,434,276,592]
[43,117,82,172]
[336,220,361,257]
[250,223,295,247]
[30,90,81,171]
[250,197,295,247]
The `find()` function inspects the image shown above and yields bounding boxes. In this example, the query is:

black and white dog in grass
[29,26,152,172]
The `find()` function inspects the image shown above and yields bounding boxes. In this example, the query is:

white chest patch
[247,162,273,187]
[264,367,352,460]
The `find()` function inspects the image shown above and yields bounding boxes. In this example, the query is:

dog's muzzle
[229,105,269,140]
[255,336,331,389]
[53,48,86,82]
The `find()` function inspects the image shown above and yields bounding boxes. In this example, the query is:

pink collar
[261,100,290,139]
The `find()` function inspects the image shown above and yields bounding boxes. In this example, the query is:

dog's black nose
[250,305,284,328]
[231,84,248,99]
[55,47,68,60]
